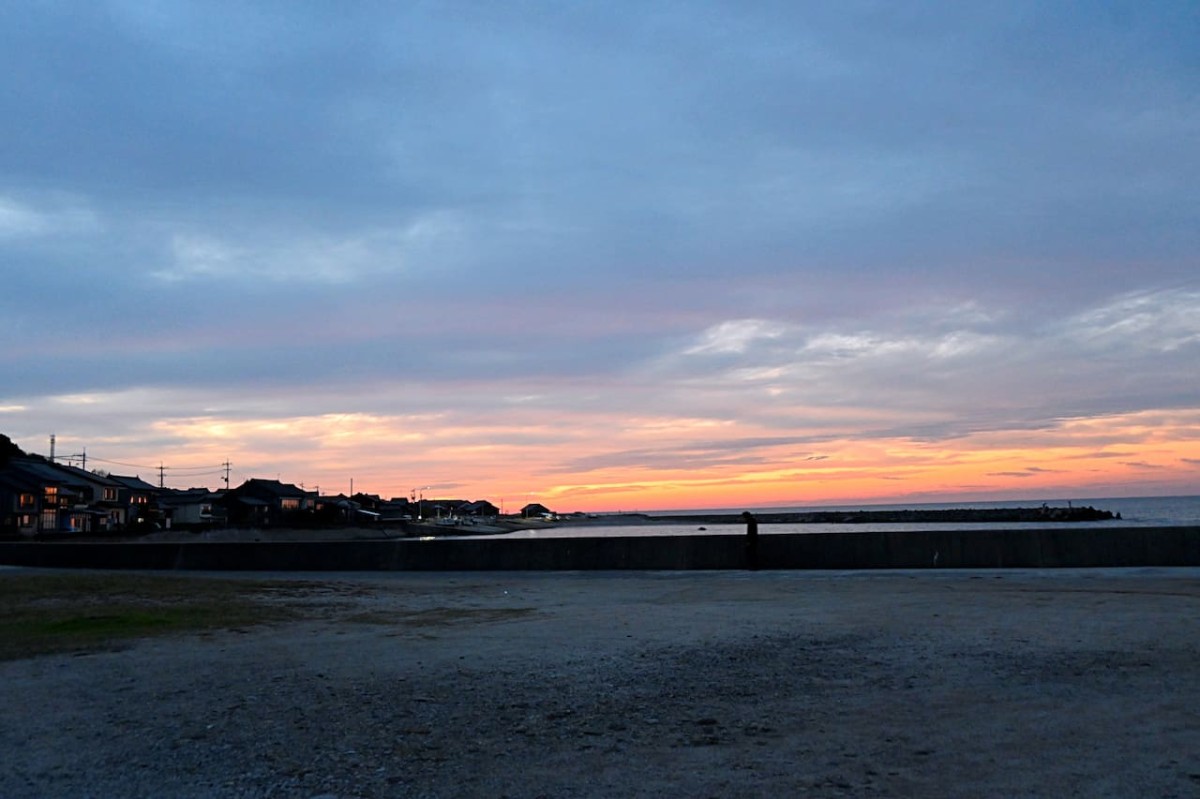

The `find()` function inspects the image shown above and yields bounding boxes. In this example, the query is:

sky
[2,1,1198,511]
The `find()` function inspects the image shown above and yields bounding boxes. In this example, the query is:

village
[0,434,555,538]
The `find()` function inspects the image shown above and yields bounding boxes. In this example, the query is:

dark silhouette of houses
[458,500,500,518]
[160,487,225,528]
[1,433,517,535]
[521,502,554,519]
[225,478,313,527]
[0,456,132,535]
[0,463,52,536]
[106,474,163,530]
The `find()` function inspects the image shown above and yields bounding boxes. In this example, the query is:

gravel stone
[3,569,1199,797]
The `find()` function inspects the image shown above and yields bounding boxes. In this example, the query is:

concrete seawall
[2,526,1199,570]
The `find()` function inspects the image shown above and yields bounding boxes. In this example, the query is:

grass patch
[0,572,311,661]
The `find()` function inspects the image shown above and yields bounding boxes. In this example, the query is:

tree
[0,433,24,465]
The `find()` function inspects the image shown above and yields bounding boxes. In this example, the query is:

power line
[40,445,238,490]
[85,456,233,472]
[84,456,158,469]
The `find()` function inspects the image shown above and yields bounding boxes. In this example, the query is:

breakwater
[1,525,1197,571]
[608,505,1119,526]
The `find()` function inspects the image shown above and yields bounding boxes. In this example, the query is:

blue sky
[2,2,1198,508]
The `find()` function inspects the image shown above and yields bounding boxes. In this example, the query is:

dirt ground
[2,567,1199,798]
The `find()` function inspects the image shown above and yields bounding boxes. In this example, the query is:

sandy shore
[3,568,1199,798]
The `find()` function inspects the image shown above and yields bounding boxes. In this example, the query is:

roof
[109,474,160,492]
[4,458,77,486]
[459,500,499,513]
[0,469,44,492]
[235,478,309,498]
[34,461,123,488]
[159,488,222,506]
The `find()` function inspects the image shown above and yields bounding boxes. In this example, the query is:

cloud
[987,467,1060,478]
[148,211,466,284]
[3,3,1199,507]
[0,194,99,239]
[558,434,828,474]
[644,286,1200,441]
[685,320,788,355]
[1062,288,1200,353]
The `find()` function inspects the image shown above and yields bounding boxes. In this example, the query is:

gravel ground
[3,568,1200,798]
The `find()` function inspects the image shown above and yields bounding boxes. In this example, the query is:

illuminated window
[103,488,118,501]
[19,493,35,508]
[280,498,301,510]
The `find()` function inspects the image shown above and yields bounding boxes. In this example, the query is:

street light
[412,486,429,521]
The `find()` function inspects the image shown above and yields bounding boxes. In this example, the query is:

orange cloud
[34,404,1200,511]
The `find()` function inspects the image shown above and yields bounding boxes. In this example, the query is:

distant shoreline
[0,505,1123,544]
[563,505,1119,526]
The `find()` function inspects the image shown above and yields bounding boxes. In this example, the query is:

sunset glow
[3,4,1197,511]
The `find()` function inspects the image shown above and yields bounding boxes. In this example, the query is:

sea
[469,494,1200,540]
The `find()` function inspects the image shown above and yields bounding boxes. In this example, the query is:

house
[159,488,225,528]
[225,478,314,526]
[310,493,386,524]
[377,496,414,521]
[0,456,109,534]
[41,461,129,531]
[0,467,46,536]
[107,474,164,530]
[457,500,500,518]
[419,498,466,521]
[520,502,555,519]
[350,492,383,511]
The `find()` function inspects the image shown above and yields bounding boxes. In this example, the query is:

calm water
[471,494,1200,540]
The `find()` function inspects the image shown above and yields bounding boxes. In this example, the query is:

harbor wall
[1,526,1199,571]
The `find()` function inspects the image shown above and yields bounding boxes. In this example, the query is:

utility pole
[158,463,165,489]
[49,434,56,463]
[222,461,232,490]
